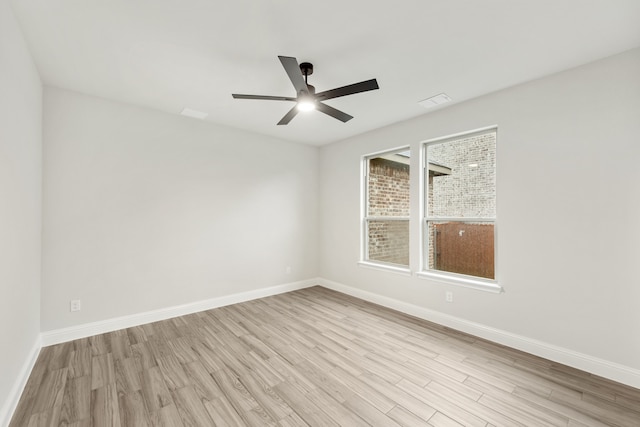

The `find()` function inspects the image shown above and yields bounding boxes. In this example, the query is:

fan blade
[316,102,353,123]
[232,94,296,101]
[315,79,379,101]
[278,56,309,95]
[277,105,299,125]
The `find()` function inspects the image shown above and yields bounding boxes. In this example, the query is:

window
[422,128,498,288]
[361,147,411,271]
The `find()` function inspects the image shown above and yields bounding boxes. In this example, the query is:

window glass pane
[427,132,495,218]
[427,221,494,279]
[367,153,410,217]
[367,219,409,266]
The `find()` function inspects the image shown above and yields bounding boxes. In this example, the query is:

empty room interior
[2,0,640,426]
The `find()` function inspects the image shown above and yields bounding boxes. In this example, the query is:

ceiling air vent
[418,93,452,109]
[180,108,208,119]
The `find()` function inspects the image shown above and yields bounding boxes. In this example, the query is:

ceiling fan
[232,56,379,125]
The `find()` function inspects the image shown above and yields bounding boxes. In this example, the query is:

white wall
[42,88,319,331]
[0,0,42,420]
[320,49,640,372]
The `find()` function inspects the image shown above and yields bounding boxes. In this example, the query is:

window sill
[416,271,503,294]
[358,261,412,276]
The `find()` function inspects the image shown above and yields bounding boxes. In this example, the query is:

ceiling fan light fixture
[297,99,316,112]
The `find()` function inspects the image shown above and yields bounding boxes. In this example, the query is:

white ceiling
[11,0,640,146]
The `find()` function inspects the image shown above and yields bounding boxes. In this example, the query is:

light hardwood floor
[9,286,640,426]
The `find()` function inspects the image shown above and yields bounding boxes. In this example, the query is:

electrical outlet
[445,291,453,303]
[70,299,81,312]
[285,266,291,274]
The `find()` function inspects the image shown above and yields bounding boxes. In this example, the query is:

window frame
[418,127,502,293]
[359,146,412,275]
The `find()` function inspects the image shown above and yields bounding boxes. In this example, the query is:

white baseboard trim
[318,277,640,390]
[42,279,318,346]
[1,336,42,427]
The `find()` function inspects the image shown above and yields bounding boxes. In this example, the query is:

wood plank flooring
[9,286,640,426]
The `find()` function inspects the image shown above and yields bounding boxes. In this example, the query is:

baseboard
[41,279,318,346]
[1,336,42,427]
[317,277,640,390]
[28,275,640,402]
